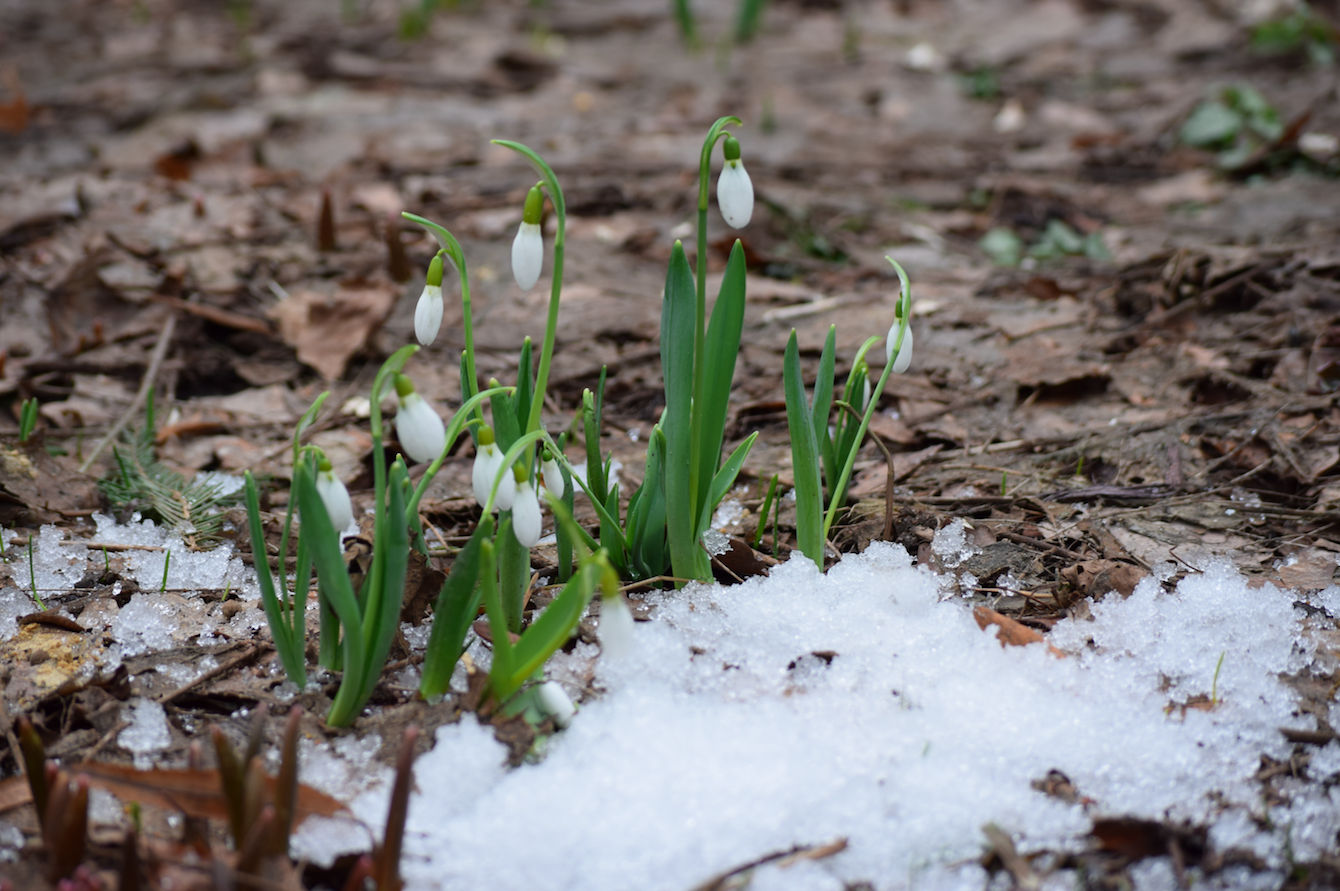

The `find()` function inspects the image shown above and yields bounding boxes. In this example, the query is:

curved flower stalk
[820,257,913,542]
[400,214,484,428]
[393,374,445,464]
[716,135,754,229]
[414,253,445,346]
[511,186,545,291]
[314,456,354,532]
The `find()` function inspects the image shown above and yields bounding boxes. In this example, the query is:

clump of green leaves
[1180,83,1283,170]
[1251,2,1336,67]
[978,220,1110,267]
[99,392,241,547]
[17,397,38,442]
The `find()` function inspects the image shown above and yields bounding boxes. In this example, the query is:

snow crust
[301,545,1326,891]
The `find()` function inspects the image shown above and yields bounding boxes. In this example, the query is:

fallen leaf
[0,66,28,134]
[972,606,1065,657]
[77,762,344,825]
[269,284,397,379]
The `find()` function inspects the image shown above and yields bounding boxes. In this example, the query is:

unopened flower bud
[511,186,545,291]
[414,253,445,346]
[536,681,575,729]
[511,467,542,548]
[314,458,355,532]
[393,374,445,464]
[540,450,565,500]
[717,136,754,229]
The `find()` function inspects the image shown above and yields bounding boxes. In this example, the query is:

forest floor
[2,0,1340,888]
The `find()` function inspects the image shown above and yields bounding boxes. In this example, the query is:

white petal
[536,681,575,729]
[472,443,499,507]
[717,161,754,229]
[886,322,913,374]
[414,285,443,346]
[598,593,636,661]
[511,222,543,291]
[541,457,565,500]
[512,481,542,548]
[494,462,516,512]
[395,393,446,464]
[314,470,355,532]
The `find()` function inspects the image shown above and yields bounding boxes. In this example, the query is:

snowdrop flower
[886,314,913,375]
[539,449,565,500]
[471,425,515,510]
[599,590,636,661]
[393,374,445,464]
[716,135,753,229]
[414,253,444,346]
[511,185,545,291]
[512,469,542,548]
[314,458,354,532]
[536,681,575,729]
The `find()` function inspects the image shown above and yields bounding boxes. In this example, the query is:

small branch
[79,311,177,473]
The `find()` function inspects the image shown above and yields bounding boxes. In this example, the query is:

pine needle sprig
[97,393,241,548]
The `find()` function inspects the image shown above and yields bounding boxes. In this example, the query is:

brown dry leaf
[0,776,31,814]
[972,606,1065,657]
[1059,560,1145,599]
[269,283,397,379]
[1274,549,1337,590]
[77,762,344,825]
[0,433,101,525]
[0,65,28,134]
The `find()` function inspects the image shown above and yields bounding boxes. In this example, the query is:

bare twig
[79,312,177,473]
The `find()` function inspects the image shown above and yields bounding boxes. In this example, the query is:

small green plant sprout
[1180,83,1284,170]
[28,536,45,609]
[414,251,445,346]
[160,549,170,592]
[17,396,38,442]
[1211,649,1227,706]
[784,257,913,566]
[17,715,89,883]
[1251,2,1337,67]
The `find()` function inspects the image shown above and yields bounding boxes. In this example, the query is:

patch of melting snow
[930,517,979,568]
[118,698,171,769]
[289,545,1335,891]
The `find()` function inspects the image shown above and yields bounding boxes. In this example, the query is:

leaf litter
[4,0,1340,887]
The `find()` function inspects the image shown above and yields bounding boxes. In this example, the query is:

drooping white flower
[511,186,545,291]
[512,473,542,548]
[540,451,565,500]
[414,254,445,346]
[536,681,575,729]
[393,374,445,464]
[314,459,354,532]
[472,425,504,506]
[599,591,635,661]
[716,135,754,229]
[886,319,913,375]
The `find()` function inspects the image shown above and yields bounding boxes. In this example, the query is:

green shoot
[160,550,170,592]
[1211,650,1226,706]
[28,538,44,609]
[753,474,779,550]
[18,397,38,442]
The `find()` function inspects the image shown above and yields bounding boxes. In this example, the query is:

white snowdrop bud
[393,375,445,464]
[414,254,445,346]
[886,319,913,375]
[540,451,565,500]
[512,472,542,548]
[472,426,503,508]
[537,681,575,729]
[314,459,355,532]
[599,591,636,661]
[716,136,754,229]
[511,186,545,291]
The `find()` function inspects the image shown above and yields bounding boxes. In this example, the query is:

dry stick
[79,312,177,474]
[156,642,267,706]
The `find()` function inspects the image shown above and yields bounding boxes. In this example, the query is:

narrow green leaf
[244,473,304,684]
[697,431,758,535]
[356,460,410,709]
[498,513,529,635]
[783,331,825,564]
[497,559,602,701]
[514,337,534,435]
[694,240,748,522]
[478,540,513,691]
[661,242,700,585]
[420,517,492,699]
[296,460,368,727]
[812,326,838,491]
